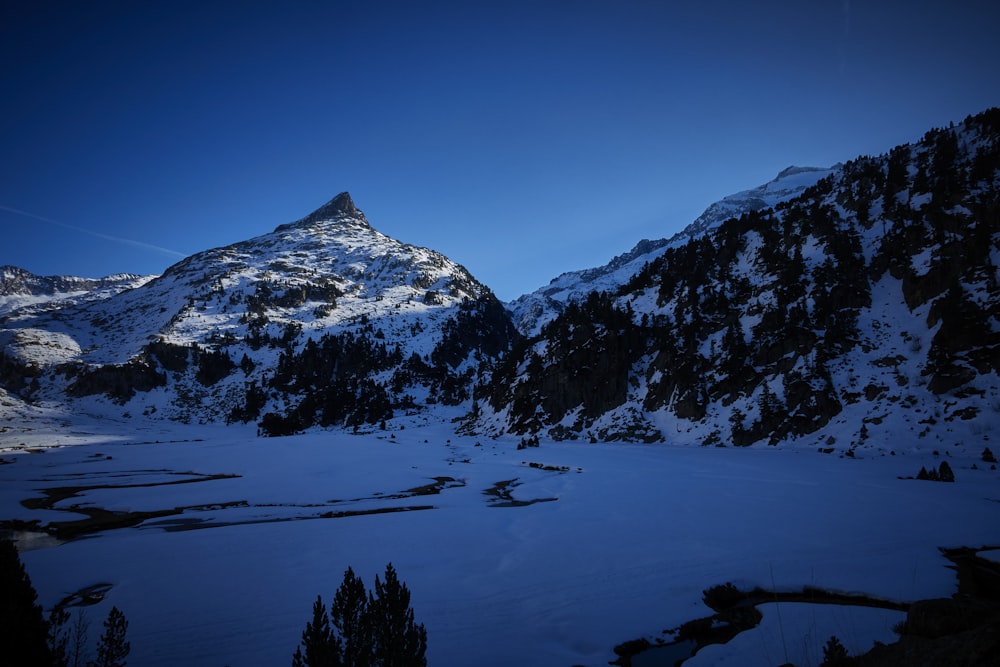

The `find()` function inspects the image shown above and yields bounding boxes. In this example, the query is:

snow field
[3,420,999,666]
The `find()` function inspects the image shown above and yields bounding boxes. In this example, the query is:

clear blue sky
[2,1,998,301]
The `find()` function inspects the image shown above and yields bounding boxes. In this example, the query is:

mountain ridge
[508,164,839,336]
[478,109,1000,450]
[0,265,153,316]
[1,108,998,453]
[0,194,515,429]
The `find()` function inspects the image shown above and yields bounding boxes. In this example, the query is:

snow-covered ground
[2,415,998,667]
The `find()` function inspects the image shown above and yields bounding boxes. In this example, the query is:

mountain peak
[308,191,362,220]
[773,164,841,181]
[279,192,367,231]
[775,165,807,179]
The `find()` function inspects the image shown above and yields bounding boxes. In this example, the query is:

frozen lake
[2,418,998,666]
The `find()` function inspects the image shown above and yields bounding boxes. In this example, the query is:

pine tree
[368,564,427,667]
[93,606,130,667]
[937,460,955,482]
[0,537,55,666]
[294,564,426,667]
[820,635,848,665]
[758,383,782,428]
[729,407,750,446]
[331,568,371,667]
[292,596,340,667]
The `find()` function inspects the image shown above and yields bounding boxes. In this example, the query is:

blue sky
[2,1,998,301]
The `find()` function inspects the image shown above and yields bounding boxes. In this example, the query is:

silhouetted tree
[47,606,70,667]
[292,596,340,667]
[332,567,370,667]
[93,606,130,667]
[0,537,55,666]
[820,635,848,665]
[368,564,427,667]
[67,610,91,667]
[293,564,425,667]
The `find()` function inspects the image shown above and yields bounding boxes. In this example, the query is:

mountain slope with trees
[0,192,516,434]
[508,165,838,337]
[1,111,997,452]
[477,108,1000,451]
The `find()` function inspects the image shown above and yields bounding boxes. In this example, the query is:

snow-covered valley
[3,413,997,666]
[3,109,1000,665]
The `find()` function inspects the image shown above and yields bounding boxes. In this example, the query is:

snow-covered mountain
[509,165,839,336]
[479,109,1000,451]
[0,192,515,430]
[1,110,998,455]
[3,113,999,667]
[0,265,153,318]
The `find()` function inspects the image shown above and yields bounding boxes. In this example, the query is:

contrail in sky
[0,204,188,259]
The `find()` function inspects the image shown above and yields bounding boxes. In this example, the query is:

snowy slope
[482,111,1000,453]
[5,193,484,362]
[0,265,153,318]
[508,165,839,336]
[682,165,841,239]
[0,192,511,425]
[4,418,998,667]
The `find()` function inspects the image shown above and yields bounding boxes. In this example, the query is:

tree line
[1,538,130,667]
[2,538,426,667]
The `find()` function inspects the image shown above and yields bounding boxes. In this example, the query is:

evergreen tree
[721,320,752,381]
[292,596,340,667]
[331,568,371,667]
[729,407,750,446]
[0,537,55,666]
[368,564,427,667]
[937,460,955,482]
[758,383,782,428]
[820,635,849,665]
[93,606,130,667]
[294,564,426,667]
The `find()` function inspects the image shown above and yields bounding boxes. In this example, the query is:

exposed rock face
[288,191,365,228]
[65,358,166,403]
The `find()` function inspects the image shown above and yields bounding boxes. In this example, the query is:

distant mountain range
[2,108,998,453]
[0,266,152,318]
